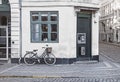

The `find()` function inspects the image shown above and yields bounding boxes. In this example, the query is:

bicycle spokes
[24,46,56,65]
[24,53,36,65]
[44,53,56,65]
[25,58,35,64]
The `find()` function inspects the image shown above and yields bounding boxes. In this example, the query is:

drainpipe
[18,0,22,64]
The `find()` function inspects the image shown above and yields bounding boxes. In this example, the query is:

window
[1,16,7,25]
[31,11,59,43]
[32,13,39,21]
[2,0,9,4]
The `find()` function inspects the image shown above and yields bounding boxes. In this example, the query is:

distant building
[0,0,100,63]
[99,0,120,43]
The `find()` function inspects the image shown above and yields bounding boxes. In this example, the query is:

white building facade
[0,0,99,64]
[100,0,120,43]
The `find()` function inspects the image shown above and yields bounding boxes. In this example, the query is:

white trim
[6,26,8,60]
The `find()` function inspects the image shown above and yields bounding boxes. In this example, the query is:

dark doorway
[77,12,92,59]
[0,0,11,60]
[1,16,7,25]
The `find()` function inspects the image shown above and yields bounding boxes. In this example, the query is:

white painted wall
[92,11,99,56]
[22,6,99,58]
[21,1,99,8]
[8,1,99,59]
[22,0,99,5]
[22,7,76,58]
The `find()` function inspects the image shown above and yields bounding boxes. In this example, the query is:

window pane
[1,16,7,25]
[8,27,11,36]
[50,14,57,21]
[32,33,39,41]
[32,24,39,32]
[32,13,39,21]
[0,28,6,36]
[0,37,6,47]
[0,49,6,58]
[51,33,57,41]
[31,11,58,43]
[41,14,48,21]
[42,33,48,42]
[8,37,11,47]
[41,24,48,32]
[51,24,57,32]
[8,48,11,58]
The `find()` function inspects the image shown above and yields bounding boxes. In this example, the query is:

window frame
[30,11,59,43]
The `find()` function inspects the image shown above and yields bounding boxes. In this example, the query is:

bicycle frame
[24,44,56,65]
[33,48,50,63]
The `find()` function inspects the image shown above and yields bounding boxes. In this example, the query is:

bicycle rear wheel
[44,53,56,65]
[24,53,36,65]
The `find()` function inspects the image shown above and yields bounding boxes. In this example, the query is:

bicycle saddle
[33,49,38,52]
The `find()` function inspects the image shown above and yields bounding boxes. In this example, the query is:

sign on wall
[77,33,86,44]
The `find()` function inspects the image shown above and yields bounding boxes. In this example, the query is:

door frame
[0,0,10,60]
[0,26,8,60]
[76,12,92,58]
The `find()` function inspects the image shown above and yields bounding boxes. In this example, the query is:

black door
[77,12,91,58]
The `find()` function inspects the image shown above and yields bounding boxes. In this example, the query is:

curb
[0,75,120,79]
[0,75,61,78]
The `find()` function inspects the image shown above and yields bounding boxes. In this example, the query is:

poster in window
[77,33,86,44]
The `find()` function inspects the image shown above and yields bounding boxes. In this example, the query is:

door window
[1,16,7,25]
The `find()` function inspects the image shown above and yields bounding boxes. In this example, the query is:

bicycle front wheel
[24,53,36,65]
[44,53,56,65]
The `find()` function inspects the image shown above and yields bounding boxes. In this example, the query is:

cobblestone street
[0,77,120,82]
[0,42,120,82]
[100,42,120,63]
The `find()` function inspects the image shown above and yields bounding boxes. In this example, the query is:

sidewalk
[0,54,120,82]
[100,41,120,47]
[0,59,120,78]
[0,63,17,74]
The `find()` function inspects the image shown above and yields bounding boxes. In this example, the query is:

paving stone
[100,43,120,63]
[0,42,120,81]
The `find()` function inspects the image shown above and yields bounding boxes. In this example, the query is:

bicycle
[24,45,56,65]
